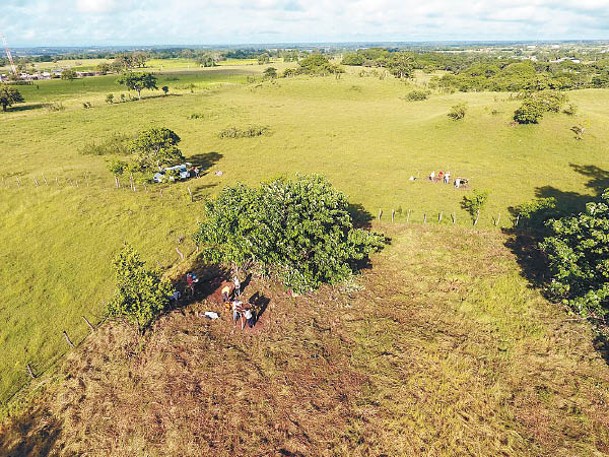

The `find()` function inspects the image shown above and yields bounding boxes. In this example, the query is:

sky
[2,0,609,47]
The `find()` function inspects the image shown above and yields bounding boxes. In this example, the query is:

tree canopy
[0,84,25,112]
[540,190,609,317]
[128,127,185,171]
[117,72,158,99]
[193,175,385,292]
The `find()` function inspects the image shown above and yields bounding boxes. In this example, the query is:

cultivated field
[2,61,609,416]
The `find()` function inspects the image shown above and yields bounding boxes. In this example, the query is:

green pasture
[2,64,609,405]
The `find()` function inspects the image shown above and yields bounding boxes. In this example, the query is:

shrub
[105,93,114,104]
[193,175,386,292]
[218,125,270,139]
[563,103,578,116]
[82,101,92,109]
[540,190,609,316]
[108,244,173,333]
[448,102,468,120]
[79,133,131,156]
[513,99,544,124]
[403,89,430,102]
[45,101,65,112]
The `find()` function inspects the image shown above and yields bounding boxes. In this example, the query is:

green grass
[2,63,609,408]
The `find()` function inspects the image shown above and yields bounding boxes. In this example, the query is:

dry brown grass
[2,224,609,456]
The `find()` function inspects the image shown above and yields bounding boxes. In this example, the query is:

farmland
[2,58,609,454]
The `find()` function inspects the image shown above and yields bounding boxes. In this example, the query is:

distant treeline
[341,48,609,90]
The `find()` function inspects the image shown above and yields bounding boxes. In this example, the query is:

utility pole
[1,34,18,77]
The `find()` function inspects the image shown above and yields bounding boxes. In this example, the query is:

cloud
[3,0,609,46]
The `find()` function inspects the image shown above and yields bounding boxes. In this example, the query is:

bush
[79,133,131,156]
[563,103,578,116]
[513,99,544,124]
[108,244,173,333]
[540,190,609,316]
[193,175,386,292]
[218,125,270,139]
[448,102,468,120]
[403,89,430,102]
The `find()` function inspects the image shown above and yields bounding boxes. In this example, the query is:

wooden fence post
[188,187,194,202]
[82,316,95,332]
[26,364,36,379]
[438,212,443,223]
[176,247,185,260]
[495,213,501,227]
[474,210,480,226]
[515,214,520,227]
[451,212,456,224]
[378,209,383,221]
[63,330,75,348]
[391,209,395,222]
[406,209,411,224]
[423,213,427,224]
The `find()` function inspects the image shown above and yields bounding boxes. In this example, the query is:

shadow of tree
[347,202,373,229]
[505,163,609,364]
[187,151,223,171]
[0,405,61,457]
[3,103,46,113]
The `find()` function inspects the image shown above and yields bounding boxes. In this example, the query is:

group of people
[428,170,451,184]
[428,170,468,188]
[222,276,257,330]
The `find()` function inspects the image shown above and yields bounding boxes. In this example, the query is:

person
[193,166,200,178]
[438,170,444,182]
[221,283,232,302]
[241,303,255,329]
[444,172,450,184]
[429,171,435,181]
[233,276,241,297]
[186,272,198,296]
[454,178,461,188]
[169,289,181,306]
[232,299,243,323]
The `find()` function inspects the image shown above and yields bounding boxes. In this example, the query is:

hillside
[2,224,609,456]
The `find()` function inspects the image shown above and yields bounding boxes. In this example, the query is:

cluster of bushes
[513,91,568,124]
[79,133,131,156]
[193,175,386,292]
[218,125,270,139]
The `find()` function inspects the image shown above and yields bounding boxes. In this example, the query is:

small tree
[263,67,278,79]
[461,189,489,225]
[117,72,158,100]
[105,93,115,104]
[61,69,77,81]
[388,52,414,79]
[108,244,172,333]
[161,85,169,96]
[448,102,468,120]
[0,84,25,112]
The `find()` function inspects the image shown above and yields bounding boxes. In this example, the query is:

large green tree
[194,175,385,292]
[0,84,25,112]
[129,127,185,171]
[540,190,609,317]
[108,244,173,333]
[117,72,158,99]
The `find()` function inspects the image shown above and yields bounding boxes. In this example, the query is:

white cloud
[3,0,609,46]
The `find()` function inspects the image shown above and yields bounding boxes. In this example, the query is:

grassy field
[2,224,609,455]
[2,62,609,410]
